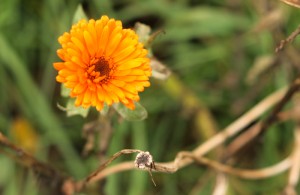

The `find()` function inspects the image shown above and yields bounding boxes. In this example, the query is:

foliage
[1,0,300,194]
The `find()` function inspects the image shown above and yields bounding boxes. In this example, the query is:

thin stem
[260,78,300,134]
[276,25,300,52]
[283,126,300,195]
[84,149,143,183]
[0,132,66,189]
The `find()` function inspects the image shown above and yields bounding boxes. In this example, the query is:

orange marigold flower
[53,16,151,111]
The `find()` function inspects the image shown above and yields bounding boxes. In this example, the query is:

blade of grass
[0,33,86,178]
[105,122,129,195]
[128,121,148,194]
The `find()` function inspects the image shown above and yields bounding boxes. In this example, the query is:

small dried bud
[134,151,153,169]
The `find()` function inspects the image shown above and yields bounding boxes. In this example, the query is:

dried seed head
[134,151,153,169]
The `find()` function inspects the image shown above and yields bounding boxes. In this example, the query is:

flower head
[53,16,151,111]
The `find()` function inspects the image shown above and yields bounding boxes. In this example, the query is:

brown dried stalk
[83,75,300,188]
[85,149,143,183]
[171,152,292,179]
[259,78,300,133]
[225,110,293,159]
[284,126,300,195]
[225,77,300,159]
[81,149,292,183]
[78,86,288,187]
[212,173,228,195]
[4,75,300,194]
[177,86,287,168]
[276,25,300,52]
[0,132,66,193]
[1,82,295,194]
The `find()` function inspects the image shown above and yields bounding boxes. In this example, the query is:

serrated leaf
[72,4,88,24]
[60,84,71,97]
[134,22,151,44]
[150,58,171,80]
[66,98,90,117]
[113,102,147,121]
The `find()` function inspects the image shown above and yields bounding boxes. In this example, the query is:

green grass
[1,0,300,194]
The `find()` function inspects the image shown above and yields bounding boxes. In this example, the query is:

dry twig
[85,149,143,183]
[259,77,300,133]
[4,76,300,194]
[276,25,300,52]
[75,86,288,188]
[212,173,228,195]
[0,132,66,193]
[282,127,300,195]
[82,149,292,183]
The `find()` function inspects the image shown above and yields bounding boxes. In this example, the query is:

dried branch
[84,149,143,183]
[4,77,300,195]
[212,173,228,195]
[73,86,288,189]
[280,0,300,9]
[171,152,291,179]
[224,77,300,160]
[283,124,300,195]
[2,83,294,194]
[0,132,66,193]
[225,110,292,158]
[82,150,292,183]
[182,87,287,167]
[259,78,300,133]
[276,25,300,52]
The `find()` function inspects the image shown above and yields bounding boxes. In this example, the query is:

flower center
[87,57,113,84]
[94,57,110,77]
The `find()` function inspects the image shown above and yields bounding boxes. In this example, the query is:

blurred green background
[1,0,300,194]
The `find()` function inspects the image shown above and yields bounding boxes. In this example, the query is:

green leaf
[72,4,88,24]
[134,22,151,44]
[66,98,90,117]
[60,84,71,97]
[113,102,148,121]
[100,103,110,116]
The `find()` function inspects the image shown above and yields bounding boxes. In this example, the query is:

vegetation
[1,0,300,194]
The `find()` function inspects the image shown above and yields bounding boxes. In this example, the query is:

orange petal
[107,82,125,99]
[110,79,126,87]
[123,99,135,110]
[84,30,96,56]
[106,32,122,56]
[73,83,87,94]
[113,69,131,77]
[97,26,109,56]
[75,94,84,106]
[71,36,86,53]
[53,62,65,70]
[112,45,136,63]
[66,75,78,82]
[83,89,92,104]
[117,58,145,70]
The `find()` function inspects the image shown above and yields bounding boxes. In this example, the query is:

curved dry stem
[86,151,292,181]
[162,87,287,169]
[84,149,143,183]
[212,173,228,195]
[174,152,292,179]
[225,110,292,158]
[86,161,135,183]
[81,87,289,186]
[276,24,300,52]
[283,126,300,195]
[0,132,66,192]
